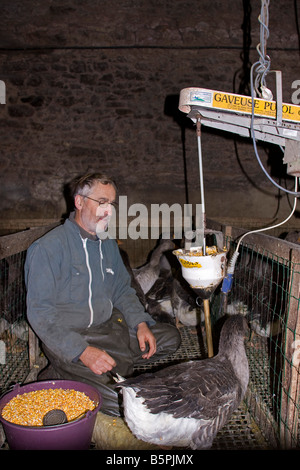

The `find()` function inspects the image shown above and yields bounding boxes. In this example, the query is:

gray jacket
[24,216,155,361]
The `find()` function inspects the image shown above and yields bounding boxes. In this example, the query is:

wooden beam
[0,222,60,259]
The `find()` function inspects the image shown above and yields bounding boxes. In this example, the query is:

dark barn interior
[0,0,300,452]
[0,0,299,230]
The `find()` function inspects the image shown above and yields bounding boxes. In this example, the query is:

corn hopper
[173,70,300,358]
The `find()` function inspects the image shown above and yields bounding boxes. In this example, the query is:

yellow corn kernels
[1,388,96,426]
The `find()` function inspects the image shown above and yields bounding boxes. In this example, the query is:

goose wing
[120,359,242,421]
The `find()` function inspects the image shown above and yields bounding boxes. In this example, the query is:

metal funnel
[173,246,227,358]
[173,246,227,300]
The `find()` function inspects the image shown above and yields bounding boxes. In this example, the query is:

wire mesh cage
[0,223,299,450]
[208,235,300,449]
[0,251,30,394]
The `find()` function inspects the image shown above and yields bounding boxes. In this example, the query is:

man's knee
[151,322,181,356]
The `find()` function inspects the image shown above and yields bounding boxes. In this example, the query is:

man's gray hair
[71,173,117,198]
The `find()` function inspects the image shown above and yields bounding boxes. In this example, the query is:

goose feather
[117,314,249,450]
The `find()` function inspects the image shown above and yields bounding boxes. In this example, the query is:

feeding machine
[173,245,227,358]
[173,1,300,358]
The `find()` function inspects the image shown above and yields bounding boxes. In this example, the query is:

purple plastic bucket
[0,380,102,450]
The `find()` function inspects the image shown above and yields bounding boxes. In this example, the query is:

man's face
[74,182,116,235]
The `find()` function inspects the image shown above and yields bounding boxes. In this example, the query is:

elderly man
[25,173,181,416]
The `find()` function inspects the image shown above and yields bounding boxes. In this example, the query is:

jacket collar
[68,211,99,241]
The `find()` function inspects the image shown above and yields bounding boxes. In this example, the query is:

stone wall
[0,0,299,230]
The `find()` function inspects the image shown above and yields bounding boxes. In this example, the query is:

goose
[282,230,300,244]
[171,278,203,328]
[119,244,175,324]
[146,275,176,326]
[225,249,285,339]
[132,239,175,294]
[226,300,282,338]
[120,241,202,328]
[145,274,203,328]
[116,314,249,450]
[119,243,176,325]
[119,247,147,308]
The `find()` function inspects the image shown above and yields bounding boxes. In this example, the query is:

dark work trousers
[41,310,181,416]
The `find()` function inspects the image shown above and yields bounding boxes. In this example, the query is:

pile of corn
[1,388,96,426]
[173,246,223,257]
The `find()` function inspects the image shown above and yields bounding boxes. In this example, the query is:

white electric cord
[224,176,298,279]
[235,176,299,252]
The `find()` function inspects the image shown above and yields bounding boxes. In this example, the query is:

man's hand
[136,322,156,359]
[79,346,116,375]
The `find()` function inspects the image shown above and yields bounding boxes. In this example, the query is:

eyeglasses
[83,195,118,209]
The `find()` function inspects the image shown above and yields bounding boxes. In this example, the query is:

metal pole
[203,299,214,357]
[196,118,206,254]
[196,118,213,357]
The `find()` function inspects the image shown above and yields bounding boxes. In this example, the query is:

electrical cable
[219,1,299,304]
[232,0,300,253]
[235,176,299,252]
[254,0,272,97]
[249,0,300,197]
[220,176,298,298]
[250,63,300,197]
